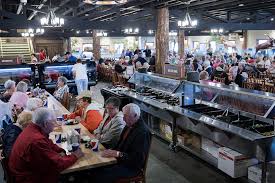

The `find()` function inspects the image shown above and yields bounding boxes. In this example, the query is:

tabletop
[47,93,117,174]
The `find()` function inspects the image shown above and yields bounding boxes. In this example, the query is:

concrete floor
[0,82,246,183]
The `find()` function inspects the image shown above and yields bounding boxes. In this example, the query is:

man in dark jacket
[93,103,151,182]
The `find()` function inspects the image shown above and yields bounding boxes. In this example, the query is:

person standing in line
[143,46,152,62]
[72,59,88,95]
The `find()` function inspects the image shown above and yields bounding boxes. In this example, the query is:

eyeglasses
[106,107,116,110]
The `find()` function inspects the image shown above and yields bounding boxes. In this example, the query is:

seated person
[92,103,151,183]
[114,60,126,74]
[53,76,69,101]
[9,108,84,183]
[24,98,43,112]
[2,112,32,158]
[69,91,103,132]
[1,80,16,103]
[267,60,275,75]
[9,81,29,109]
[94,97,125,149]
[199,71,210,82]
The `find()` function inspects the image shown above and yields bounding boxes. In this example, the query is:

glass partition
[0,65,32,85]
[128,72,181,94]
[179,80,275,117]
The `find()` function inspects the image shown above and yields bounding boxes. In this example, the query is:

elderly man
[69,91,103,132]
[94,97,125,149]
[9,108,84,183]
[92,103,151,182]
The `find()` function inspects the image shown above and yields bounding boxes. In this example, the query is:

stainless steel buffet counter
[101,72,275,183]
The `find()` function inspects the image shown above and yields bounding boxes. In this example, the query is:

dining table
[46,93,117,174]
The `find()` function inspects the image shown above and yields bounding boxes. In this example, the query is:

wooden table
[47,94,117,174]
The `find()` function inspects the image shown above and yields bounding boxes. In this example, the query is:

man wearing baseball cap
[69,91,103,132]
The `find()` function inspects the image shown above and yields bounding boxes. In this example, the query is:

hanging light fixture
[177,2,198,29]
[83,0,127,5]
[40,0,64,27]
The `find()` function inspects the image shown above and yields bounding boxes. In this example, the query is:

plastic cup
[74,128,81,135]
[71,143,80,152]
[90,139,99,152]
[55,132,62,143]
[63,114,68,120]
[57,116,63,122]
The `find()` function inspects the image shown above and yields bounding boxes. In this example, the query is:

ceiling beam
[27,0,47,20]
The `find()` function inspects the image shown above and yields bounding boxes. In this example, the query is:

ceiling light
[83,0,128,5]
[148,30,154,34]
[76,30,80,34]
[86,30,89,34]
[28,28,34,33]
[30,33,34,37]
[271,18,274,21]
[85,14,89,16]
[210,28,224,34]
[124,28,139,34]
[40,3,65,28]
[246,17,250,20]
[238,4,244,7]
[178,6,198,29]
[169,32,178,36]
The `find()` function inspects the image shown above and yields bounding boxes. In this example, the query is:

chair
[112,72,120,86]
[115,133,152,183]
[61,92,71,110]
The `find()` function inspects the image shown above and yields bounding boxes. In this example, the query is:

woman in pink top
[9,81,29,109]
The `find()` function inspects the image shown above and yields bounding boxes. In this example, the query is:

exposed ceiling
[1,0,275,37]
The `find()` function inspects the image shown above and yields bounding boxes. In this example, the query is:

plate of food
[64,119,79,125]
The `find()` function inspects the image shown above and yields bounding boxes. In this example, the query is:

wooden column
[242,30,248,50]
[156,7,169,74]
[93,30,101,60]
[178,30,185,59]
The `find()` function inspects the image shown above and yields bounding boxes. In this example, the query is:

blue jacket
[69,56,77,63]
[2,124,22,158]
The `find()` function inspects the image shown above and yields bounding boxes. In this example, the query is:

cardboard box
[218,147,258,178]
[248,163,275,183]
[201,137,221,158]
[177,134,192,146]
[191,134,201,149]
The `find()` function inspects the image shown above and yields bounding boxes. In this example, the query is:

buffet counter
[0,62,97,91]
[101,72,275,183]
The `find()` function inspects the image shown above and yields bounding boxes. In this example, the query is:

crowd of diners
[183,53,275,87]
[0,77,151,183]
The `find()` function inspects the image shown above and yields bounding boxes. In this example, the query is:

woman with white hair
[53,76,69,101]
[25,98,43,112]
[1,79,16,102]
[9,81,29,108]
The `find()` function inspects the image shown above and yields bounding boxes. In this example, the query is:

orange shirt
[81,110,103,132]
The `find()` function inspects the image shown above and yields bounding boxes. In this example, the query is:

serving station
[0,62,97,92]
[101,72,275,183]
